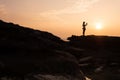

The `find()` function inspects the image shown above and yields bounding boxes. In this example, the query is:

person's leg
[83,29,85,36]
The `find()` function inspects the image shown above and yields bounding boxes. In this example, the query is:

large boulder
[0,20,85,80]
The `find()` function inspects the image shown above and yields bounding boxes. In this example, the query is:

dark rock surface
[68,35,120,80]
[0,20,85,80]
[1,19,120,80]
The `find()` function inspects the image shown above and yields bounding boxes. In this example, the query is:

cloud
[40,0,99,19]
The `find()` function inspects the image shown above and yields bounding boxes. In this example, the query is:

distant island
[0,20,120,80]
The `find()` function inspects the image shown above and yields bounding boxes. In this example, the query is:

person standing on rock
[82,21,88,36]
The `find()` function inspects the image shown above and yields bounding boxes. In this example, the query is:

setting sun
[95,23,103,30]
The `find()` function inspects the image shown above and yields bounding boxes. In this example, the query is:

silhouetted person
[82,21,88,36]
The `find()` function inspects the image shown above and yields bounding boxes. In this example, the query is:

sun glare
[95,23,102,30]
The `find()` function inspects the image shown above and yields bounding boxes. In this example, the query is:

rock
[0,20,85,80]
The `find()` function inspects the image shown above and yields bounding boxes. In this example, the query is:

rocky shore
[0,20,120,80]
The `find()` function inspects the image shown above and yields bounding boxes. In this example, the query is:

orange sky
[0,0,120,39]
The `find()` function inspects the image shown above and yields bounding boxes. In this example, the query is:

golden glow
[1,0,120,39]
[95,23,102,30]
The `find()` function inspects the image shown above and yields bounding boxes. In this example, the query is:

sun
[95,23,102,30]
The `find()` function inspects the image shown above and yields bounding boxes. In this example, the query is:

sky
[0,0,120,39]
